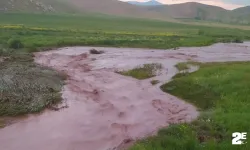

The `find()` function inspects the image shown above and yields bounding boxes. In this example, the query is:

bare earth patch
[1,42,250,150]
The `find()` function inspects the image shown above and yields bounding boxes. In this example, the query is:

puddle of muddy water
[1,42,250,150]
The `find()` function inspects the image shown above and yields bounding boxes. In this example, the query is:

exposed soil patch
[1,43,250,150]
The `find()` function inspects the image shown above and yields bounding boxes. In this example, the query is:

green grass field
[129,62,250,150]
[0,13,249,52]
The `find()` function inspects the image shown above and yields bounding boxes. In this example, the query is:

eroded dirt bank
[1,43,250,150]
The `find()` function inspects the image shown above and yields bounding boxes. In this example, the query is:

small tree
[7,38,24,49]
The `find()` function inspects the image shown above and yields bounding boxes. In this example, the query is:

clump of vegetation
[25,46,39,53]
[151,80,160,85]
[218,38,232,43]
[130,61,250,150]
[0,119,5,128]
[175,62,189,71]
[89,49,104,54]
[0,53,65,116]
[118,63,162,80]
[218,37,244,43]
[7,38,24,49]
[175,62,201,72]
[232,37,244,43]
[173,62,201,79]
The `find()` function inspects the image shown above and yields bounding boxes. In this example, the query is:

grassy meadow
[129,62,250,150]
[0,13,250,52]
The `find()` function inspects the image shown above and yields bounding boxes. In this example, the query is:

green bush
[7,38,24,49]
[233,37,243,43]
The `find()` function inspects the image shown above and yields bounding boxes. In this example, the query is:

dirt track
[1,43,250,150]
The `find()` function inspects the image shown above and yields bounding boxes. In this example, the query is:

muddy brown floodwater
[1,43,250,150]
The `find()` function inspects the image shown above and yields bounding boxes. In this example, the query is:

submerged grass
[0,52,65,116]
[175,62,190,71]
[175,61,201,72]
[130,62,250,150]
[173,61,201,79]
[118,63,162,80]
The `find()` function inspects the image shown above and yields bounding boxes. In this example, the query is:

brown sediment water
[1,42,250,150]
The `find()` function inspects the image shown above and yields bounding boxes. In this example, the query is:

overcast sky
[120,0,250,10]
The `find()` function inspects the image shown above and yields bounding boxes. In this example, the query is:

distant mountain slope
[0,0,77,13]
[128,0,163,6]
[232,6,250,17]
[146,2,250,24]
[230,6,250,24]
[147,2,228,20]
[64,0,162,17]
[1,0,250,25]
[0,0,172,21]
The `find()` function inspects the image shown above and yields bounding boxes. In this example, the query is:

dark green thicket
[7,38,23,49]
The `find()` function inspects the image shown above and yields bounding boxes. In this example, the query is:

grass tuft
[118,63,163,80]
[7,38,24,49]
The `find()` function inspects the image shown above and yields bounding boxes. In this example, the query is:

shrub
[7,38,24,49]
[232,37,243,43]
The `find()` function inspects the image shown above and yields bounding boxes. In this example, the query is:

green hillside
[1,1,250,25]
[0,0,173,21]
